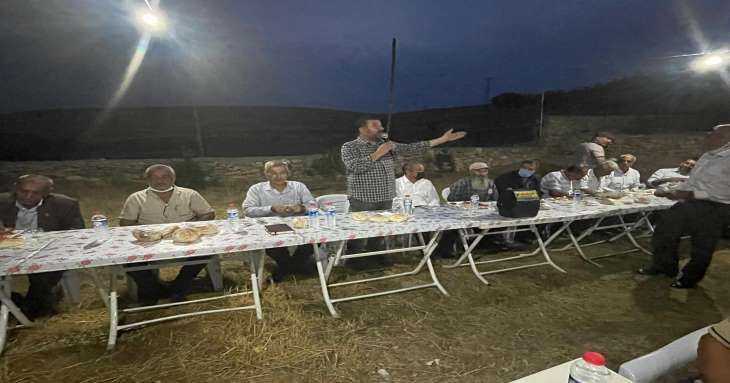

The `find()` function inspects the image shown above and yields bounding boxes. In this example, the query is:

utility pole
[538,91,545,142]
[485,76,494,104]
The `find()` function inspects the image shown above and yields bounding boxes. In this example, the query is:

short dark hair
[565,165,583,174]
[355,116,381,130]
[594,131,616,143]
[521,159,539,167]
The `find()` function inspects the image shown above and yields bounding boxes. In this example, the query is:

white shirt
[540,171,576,196]
[579,169,611,193]
[647,167,689,187]
[395,176,440,207]
[15,200,41,230]
[676,144,730,204]
[242,181,315,217]
[603,168,641,191]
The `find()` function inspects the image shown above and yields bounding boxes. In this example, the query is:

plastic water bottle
[392,196,403,213]
[325,203,337,228]
[226,203,240,233]
[90,211,109,241]
[572,190,583,209]
[470,194,480,212]
[403,194,413,215]
[307,201,320,229]
[568,352,611,383]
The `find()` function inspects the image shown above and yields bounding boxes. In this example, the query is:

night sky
[1,0,728,113]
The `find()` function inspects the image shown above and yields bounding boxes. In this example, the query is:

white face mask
[148,185,175,193]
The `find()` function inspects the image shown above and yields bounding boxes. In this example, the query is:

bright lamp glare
[691,54,726,72]
[135,10,167,32]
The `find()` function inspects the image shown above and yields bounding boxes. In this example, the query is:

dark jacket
[0,193,85,231]
[494,170,542,197]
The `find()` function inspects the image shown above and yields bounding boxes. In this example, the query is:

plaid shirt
[341,137,430,203]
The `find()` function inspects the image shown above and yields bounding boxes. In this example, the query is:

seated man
[646,157,697,190]
[579,160,620,194]
[395,161,440,207]
[0,175,84,318]
[604,154,641,191]
[698,319,730,383]
[447,162,499,202]
[494,159,542,248]
[494,159,542,196]
[242,160,316,281]
[119,164,215,305]
[539,165,586,197]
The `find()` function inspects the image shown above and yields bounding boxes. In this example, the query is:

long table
[0,194,675,352]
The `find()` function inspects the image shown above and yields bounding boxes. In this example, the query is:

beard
[470,176,491,190]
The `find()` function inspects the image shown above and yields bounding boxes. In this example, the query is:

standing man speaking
[341,117,465,264]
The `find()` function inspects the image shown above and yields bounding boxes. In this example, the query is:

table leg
[248,253,263,320]
[0,276,33,355]
[106,268,119,351]
[314,244,339,318]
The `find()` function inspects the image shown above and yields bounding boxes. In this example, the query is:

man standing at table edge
[0,174,85,319]
[340,117,466,266]
[119,164,215,305]
[638,124,730,288]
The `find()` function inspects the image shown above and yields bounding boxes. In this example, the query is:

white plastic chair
[618,325,711,383]
[316,194,350,213]
[441,187,451,201]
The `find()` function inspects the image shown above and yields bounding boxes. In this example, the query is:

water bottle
[90,211,109,241]
[325,203,337,228]
[470,194,480,211]
[568,352,611,383]
[572,190,583,209]
[307,201,320,229]
[226,203,240,233]
[392,196,403,213]
[403,194,413,215]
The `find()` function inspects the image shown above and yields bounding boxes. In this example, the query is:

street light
[690,53,727,72]
[135,9,167,33]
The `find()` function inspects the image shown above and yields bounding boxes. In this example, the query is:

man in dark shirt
[0,175,85,318]
[494,159,542,197]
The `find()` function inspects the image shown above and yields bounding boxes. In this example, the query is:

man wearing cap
[340,117,465,266]
[446,162,499,202]
[576,132,615,169]
[638,124,730,288]
[698,319,730,382]
[0,175,85,319]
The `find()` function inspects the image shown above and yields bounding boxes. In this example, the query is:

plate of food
[0,231,25,249]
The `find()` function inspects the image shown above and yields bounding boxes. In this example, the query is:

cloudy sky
[1,0,728,113]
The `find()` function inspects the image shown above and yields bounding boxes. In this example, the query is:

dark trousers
[266,244,314,273]
[651,200,730,284]
[347,198,392,268]
[20,271,65,316]
[127,260,209,302]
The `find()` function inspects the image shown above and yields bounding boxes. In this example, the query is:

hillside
[0,104,539,160]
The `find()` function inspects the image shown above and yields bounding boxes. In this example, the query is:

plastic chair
[618,325,711,383]
[441,187,451,201]
[316,194,350,213]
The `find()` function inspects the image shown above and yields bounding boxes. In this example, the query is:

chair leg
[61,270,82,305]
[207,257,224,292]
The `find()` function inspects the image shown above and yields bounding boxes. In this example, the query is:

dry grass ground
[0,163,728,382]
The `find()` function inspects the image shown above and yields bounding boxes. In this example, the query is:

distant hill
[0,104,539,160]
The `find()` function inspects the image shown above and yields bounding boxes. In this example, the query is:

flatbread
[368,214,391,223]
[172,228,200,243]
[389,213,409,223]
[160,225,180,239]
[0,238,25,249]
[191,223,218,236]
[132,229,163,242]
[291,217,307,229]
[351,212,369,221]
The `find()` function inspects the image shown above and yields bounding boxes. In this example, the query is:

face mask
[415,172,425,180]
[148,185,174,193]
[518,168,534,178]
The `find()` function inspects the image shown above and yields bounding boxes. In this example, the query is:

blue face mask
[518,168,534,178]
